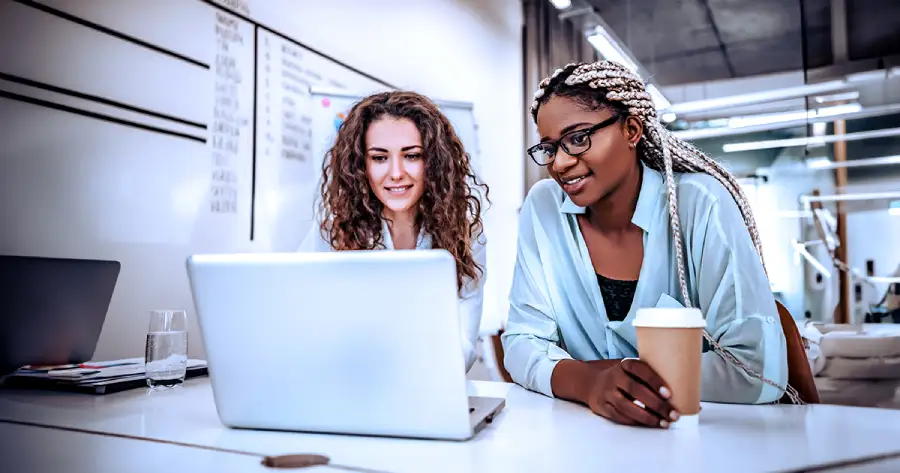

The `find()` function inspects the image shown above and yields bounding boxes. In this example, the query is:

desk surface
[2,379,900,473]
[0,422,274,473]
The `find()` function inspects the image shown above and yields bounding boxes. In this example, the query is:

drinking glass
[145,309,188,389]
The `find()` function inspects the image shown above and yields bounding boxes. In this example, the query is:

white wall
[844,176,900,307]
[245,0,525,334]
[0,0,523,361]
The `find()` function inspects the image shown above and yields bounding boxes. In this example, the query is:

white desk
[0,421,274,473]
[2,379,900,473]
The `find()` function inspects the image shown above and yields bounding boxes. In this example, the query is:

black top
[596,273,638,322]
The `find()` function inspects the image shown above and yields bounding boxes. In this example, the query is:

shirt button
[766,316,776,324]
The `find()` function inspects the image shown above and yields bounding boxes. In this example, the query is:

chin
[562,186,605,208]
[383,201,415,213]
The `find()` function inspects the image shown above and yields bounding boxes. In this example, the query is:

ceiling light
[723,126,900,153]
[802,191,900,204]
[646,84,671,110]
[549,0,572,8]
[805,154,900,170]
[662,80,850,115]
[726,103,862,129]
[814,91,859,104]
[727,110,809,128]
[586,26,639,73]
[847,70,887,82]
[661,112,677,123]
[673,102,900,141]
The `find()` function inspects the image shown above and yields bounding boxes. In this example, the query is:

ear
[622,116,643,146]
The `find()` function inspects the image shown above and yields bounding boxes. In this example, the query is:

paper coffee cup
[632,308,706,421]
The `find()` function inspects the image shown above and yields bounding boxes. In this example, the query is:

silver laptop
[186,250,505,441]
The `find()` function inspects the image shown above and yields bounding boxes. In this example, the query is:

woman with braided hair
[501,60,794,428]
[299,91,489,373]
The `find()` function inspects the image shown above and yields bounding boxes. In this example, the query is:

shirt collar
[558,161,664,232]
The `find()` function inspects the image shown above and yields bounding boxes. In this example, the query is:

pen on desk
[78,362,140,369]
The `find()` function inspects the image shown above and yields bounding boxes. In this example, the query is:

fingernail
[670,411,680,421]
[659,386,671,398]
[660,420,670,429]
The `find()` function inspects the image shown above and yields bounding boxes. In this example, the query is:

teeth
[387,186,411,193]
[564,176,586,185]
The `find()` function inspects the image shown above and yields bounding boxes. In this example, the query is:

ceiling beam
[699,0,736,77]
[807,55,900,82]
[830,0,849,63]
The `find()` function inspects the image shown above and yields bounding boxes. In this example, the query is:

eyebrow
[366,145,422,153]
[540,122,592,142]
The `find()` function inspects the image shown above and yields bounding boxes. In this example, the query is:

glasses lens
[529,144,554,165]
[561,131,591,156]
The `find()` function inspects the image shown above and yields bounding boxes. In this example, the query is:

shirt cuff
[534,344,573,398]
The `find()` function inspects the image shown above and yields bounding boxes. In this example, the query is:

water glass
[145,309,188,389]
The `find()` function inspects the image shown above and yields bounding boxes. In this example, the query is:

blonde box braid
[531,61,802,405]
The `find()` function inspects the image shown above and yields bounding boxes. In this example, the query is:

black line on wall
[198,0,397,89]
[13,0,209,69]
[250,25,259,241]
[0,90,206,144]
[0,72,207,130]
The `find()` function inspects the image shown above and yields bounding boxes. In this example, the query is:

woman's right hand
[584,359,680,428]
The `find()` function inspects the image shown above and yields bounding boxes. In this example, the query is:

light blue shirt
[501,162,788,404]
[299,220,486,372]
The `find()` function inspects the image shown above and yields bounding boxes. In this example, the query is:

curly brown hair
[317,91,489,291]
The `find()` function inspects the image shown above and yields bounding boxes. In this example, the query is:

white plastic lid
[669,413,699,429]
[632,307,706,329]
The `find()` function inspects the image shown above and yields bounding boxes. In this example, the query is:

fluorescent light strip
[815,91,860,104]
[584,25,671,111]
[723,126,900,152]
[646,84,671,110]
[674,102,900,140]
[726,104,861,128]
[586,26,639,73]
[662,80,850,115]
[549,0,572,9]
[802,190,900,204]
[807,154,900,170]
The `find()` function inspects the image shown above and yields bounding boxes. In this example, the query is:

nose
[551,149,578,175]
[388,155,405,180]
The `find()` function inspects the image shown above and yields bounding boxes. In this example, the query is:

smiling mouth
[561,171,592,185]
[385,185,413,194]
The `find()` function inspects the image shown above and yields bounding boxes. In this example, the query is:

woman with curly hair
[299,90,489,373]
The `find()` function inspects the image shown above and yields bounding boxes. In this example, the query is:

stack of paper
[2,358,208,393]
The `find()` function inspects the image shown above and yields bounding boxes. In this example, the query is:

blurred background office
[1,0,899,405]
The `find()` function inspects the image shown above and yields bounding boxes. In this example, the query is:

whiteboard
[308,89,481,177]
[0,0,394,359]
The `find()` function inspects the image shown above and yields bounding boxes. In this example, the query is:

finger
[604,401,638,426]
[590,398,632,425]
[621,375,678,422]
[621,360,672,399]
[613,390,668,428]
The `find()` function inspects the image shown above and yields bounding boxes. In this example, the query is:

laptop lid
[0,255,120,377]
[186,250,474,440]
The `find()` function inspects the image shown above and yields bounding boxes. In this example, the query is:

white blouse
[502,163,788,404]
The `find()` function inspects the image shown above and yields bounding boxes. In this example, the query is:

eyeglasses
[526,114,622,166]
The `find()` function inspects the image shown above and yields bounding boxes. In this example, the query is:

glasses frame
[527,114,623,166]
